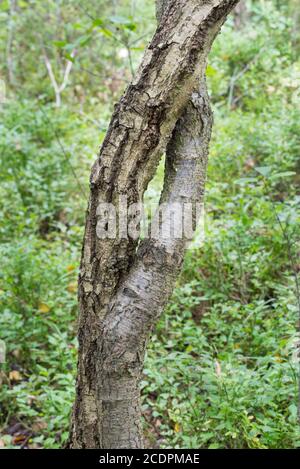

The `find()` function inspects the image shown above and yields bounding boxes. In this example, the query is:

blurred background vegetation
[0,0,299,449]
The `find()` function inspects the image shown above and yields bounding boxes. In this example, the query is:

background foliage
[0,0,299,449]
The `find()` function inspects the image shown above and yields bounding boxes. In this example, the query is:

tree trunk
[69,0,239,449]
[233,0,248,30]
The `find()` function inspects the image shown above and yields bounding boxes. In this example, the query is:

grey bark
[233,0,248,30]
[69,0,239,449]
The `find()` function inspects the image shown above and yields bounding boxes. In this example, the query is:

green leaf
[92,18,104,27]
[99,27,114,38]
[270,171,296,180]
[255,166,272,178]
[234,177,257,185]
[208,443,221,449]
[75,34,92,47]
[64,53,75,63]
[108,15,131,24]
[53,40,67,48]
[206,64,217,77]
[288,404,297,421]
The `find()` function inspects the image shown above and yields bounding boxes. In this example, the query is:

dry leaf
[274,354,282,363]
[38,303,50,313]
[9,370,22,381]
[174,422,181,433]
[67,282,77,293]
[32,419,47,432]
[244,158,255,170]
[215,360,222,378]
[66,264,76,272]
[27,395,37,406]
[28,443,41,449]
[12,434,27,445]
[0,371,8,386]
[12,349,21,359]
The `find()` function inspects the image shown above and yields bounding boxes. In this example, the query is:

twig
[43,49,76,107]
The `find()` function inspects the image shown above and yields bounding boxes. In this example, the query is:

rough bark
[69,0,239,449]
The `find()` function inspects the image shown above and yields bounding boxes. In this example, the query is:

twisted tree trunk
[69,0,239,449]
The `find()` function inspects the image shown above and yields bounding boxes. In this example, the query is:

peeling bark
[69,0,239,449]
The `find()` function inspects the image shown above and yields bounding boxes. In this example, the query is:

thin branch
[43,48,76,107]
[58,52,75,93]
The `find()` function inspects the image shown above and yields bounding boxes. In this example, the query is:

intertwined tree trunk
[69,0,239,449]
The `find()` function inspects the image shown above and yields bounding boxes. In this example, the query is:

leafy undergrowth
[0,0,299,449]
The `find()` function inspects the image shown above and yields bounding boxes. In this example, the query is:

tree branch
[43,49,75,107]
